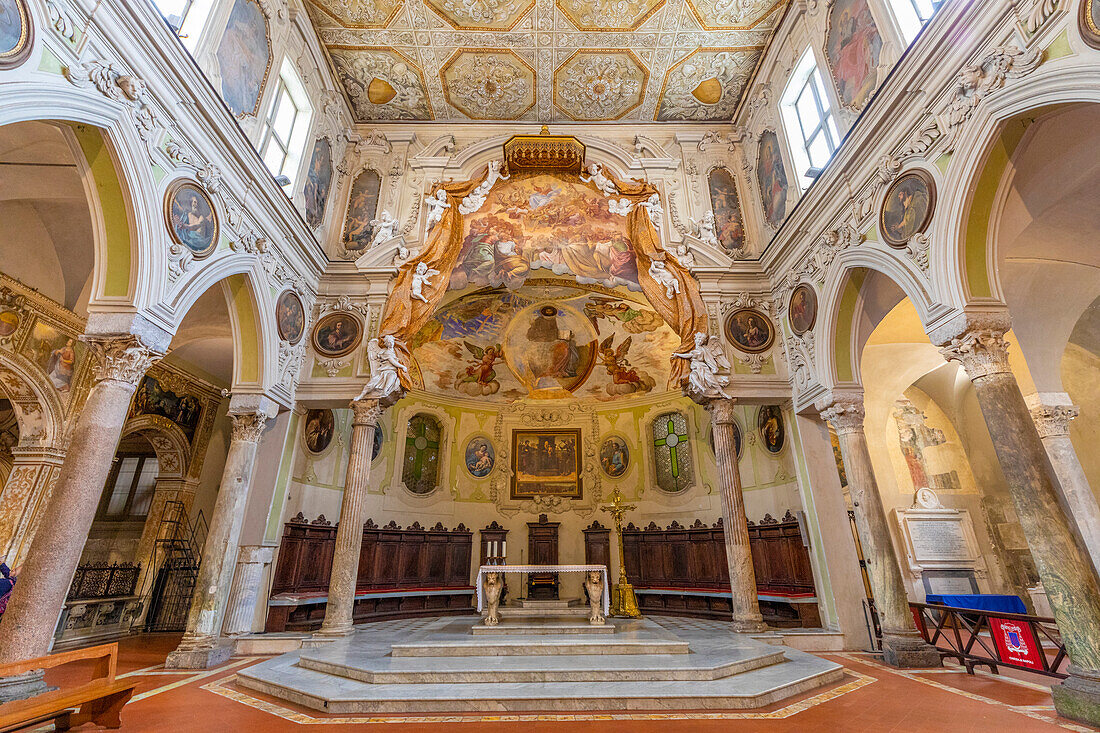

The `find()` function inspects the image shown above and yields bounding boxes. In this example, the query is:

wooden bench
[0,643,136,732]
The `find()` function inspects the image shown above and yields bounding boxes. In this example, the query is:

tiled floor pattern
[23,631,1100,731]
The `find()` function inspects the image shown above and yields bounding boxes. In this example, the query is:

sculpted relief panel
[554,51,648,121]
[441,50,536,120]
[656,48,760,121]
[330,47,434,121]
[556,0,666,31]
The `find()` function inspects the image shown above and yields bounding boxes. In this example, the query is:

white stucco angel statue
[672,240,696,270]
[607,198,633,216]
[636,193,663,229]
[693,210,720,248]
[673,332,732,399]
[459,159,510,215]
[648,259,680,299]
[410,261,439,303]
[423,189,450,232]
[580,163,618,197]
[358,334,408,402]
[369,210,399,247]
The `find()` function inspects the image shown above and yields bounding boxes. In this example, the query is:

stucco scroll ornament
[410,262,439,304]
[278,340,307,392]
[357,335,408,403]
[369,210,399,248]
[319,295,370,317]
[579,164,619,197]
[64,61,161,151]
[423,189,451,232]
[636,193,664,230]
[941,45,1042,151]
[1026,0,1062,34]
[45,1,77,42]
[673,332,732,400]
[459,160,510,215]
[904,233,931,273]
[692,211,720,248]
[648,260,680,299]
[167,243,194,282]
[783,333,816,395]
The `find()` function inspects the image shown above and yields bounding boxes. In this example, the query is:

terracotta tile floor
[26,633,1100,732]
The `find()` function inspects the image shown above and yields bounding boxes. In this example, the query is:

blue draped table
[925,594,1027,614]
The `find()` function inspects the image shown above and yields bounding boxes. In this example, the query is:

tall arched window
[402,413,442,495]
[152,0,215,53]
[888,0,941,45]
[652,412,693,493]
[781,48,841,191]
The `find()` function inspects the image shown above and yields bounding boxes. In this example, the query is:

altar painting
[409,280,678,402]
[129,376,202,441]
[450,172,640,293]
[511,428,582,499]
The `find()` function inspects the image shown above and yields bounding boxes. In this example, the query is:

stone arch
[0,85,165,313]
[0,349,67,450]
[818,250,938,388]
[120,414,192,480]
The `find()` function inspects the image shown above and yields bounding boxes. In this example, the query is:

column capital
[79,335,162,387]
[702,397,737,424]
[1027,398,1080,439]
[350,397,383,426]
[228,412,270,444]
[820,400,866,435]
[937,328,1011,380]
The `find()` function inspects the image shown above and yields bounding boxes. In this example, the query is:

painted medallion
[311,312,362,358]
[303,408,335,454]
[0,0,32,69]
[599,435,630,478]
[724,308,774,353]
[276,291,305,345]
[880,169,935,247]
[165,180,219,258]
[465,436,495,478]
[1082,0,1100,49]
[758,405,786,454]
[788,284,818,336]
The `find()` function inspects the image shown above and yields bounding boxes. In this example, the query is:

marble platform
[236,616,845,713]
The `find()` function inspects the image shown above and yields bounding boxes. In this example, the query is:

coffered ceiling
[307,0,787,123]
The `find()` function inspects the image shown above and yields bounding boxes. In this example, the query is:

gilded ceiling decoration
[442,50,536,119]
[307,0,788,122]
[554,50,647,121]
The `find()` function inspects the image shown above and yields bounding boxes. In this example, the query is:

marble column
[0,446,66,567]
[317,398,382,637]
[165,406,271,669]
[1027,394,1100,578]
[0,336,161,666]
[820,397,940,668]
[221,545,275,636]
[705,398,767,632]
[935,322,1100,724]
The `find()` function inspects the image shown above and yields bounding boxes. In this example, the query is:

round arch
[0,349,68,450]
[120,414,192,480]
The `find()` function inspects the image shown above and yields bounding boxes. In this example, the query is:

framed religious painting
[724,308,775,353]
[599,435,629,478]
[372,423,384,461]
[788,284,818,336]
[758,405,786,455]
[302,408,335,455]
[880,169,935,248]
[465,435,495,478]
[311,312,361,358]
[165,179,219,259]
[511,428,582,500]
[1083,0,1100,49]
[0,0,33,70]
[276,290,305,345]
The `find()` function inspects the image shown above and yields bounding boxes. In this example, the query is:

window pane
[402,414,442,495]
[129,458,159,517]
[106,458,139,516]
[154,0,191,20]
[807,132,832,168]
[263,142,287,175]
[912,0,936,22]
[795,88,820,133]
[652,412,693,493]
[273,89,297,143]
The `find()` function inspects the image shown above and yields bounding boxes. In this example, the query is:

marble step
[295,647,786,684]
[520,598,574,609]
[496,606,590,619]
[470,619,614,635]
[390,634,688,656]
[236,648,845,714]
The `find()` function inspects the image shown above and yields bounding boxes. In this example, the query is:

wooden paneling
[527,513,559,599]
[583,521,610,570]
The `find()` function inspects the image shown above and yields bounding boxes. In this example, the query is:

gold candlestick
[601,488,641,618]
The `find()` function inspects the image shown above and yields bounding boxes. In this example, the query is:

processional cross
[601,488,641,618]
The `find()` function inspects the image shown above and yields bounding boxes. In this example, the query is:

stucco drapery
[377,163,707,391]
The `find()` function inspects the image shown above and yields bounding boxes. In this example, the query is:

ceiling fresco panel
[656,47,761,121]
[330,46,435,120]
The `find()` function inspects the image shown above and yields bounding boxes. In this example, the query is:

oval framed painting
[724,308,775,353]
[0,0,33,70]
[788,284,818,336]
[303,408,335,455]
[880,169,935,248]
[164,179,219,259]
[276,290,305,345]
[599,435,630,478]
[464,436,495,479]
[757,405,786,455]
[311,312,361,358]
[1083,0,1100,49]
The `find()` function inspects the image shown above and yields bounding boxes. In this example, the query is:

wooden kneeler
[0,643,136,731]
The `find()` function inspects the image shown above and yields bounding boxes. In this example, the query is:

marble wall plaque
[907,517,971,562]
[894,507,984,576]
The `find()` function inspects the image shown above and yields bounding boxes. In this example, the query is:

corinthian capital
[350,397,383,426]
[820,400,866,434]
[937,329,1010,380]
[703,397,738,425]
[80,335,162,387]
[229,412,270,443]
[1027,395,1080,439]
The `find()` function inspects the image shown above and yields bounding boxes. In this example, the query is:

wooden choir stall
[265,514,475,632]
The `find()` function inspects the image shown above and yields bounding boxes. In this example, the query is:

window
[97,453,159,521]
[890,0,941,45]
[402,414,442,495]
[152,0,214,52]
[781,49,841,190]
[652,412,694,493]
[257,59,313,188]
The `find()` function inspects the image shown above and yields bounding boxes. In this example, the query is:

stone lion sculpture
[583,570,606,625]
[483,571,503,626]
